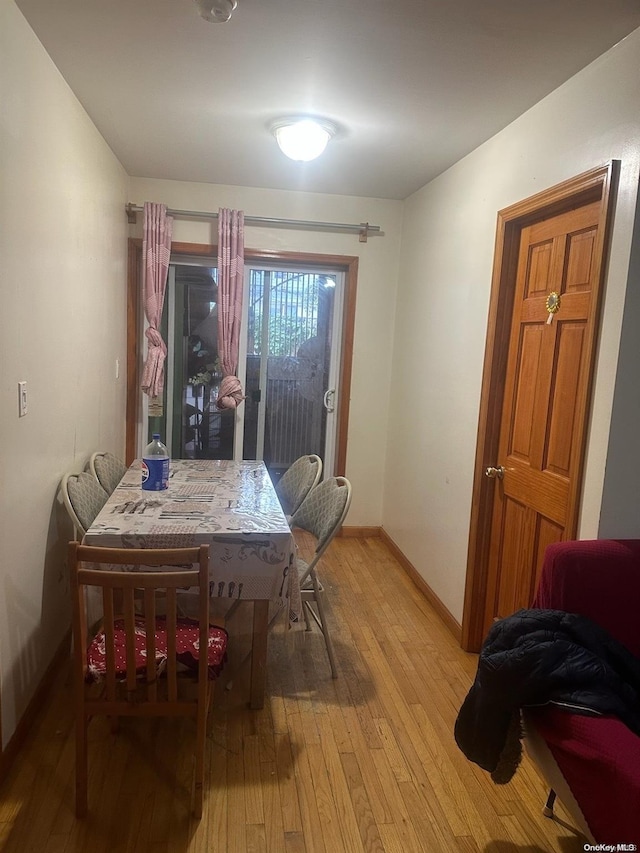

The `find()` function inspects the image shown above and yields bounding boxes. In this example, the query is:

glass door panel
[167,263,235,460]
[242,266,339,483]
[154,259,343,473]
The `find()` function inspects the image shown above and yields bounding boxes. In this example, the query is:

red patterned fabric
[531,539,640,843]
[530,707,640,843]
[535,539,640,657]
[87,618,228,682]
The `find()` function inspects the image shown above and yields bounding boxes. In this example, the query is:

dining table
[83,458,299,709]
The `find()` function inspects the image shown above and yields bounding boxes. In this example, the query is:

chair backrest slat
[103,587,117,701]
[197,568,209,697]
[166,589,178,702]
[123,590,137,695]
[144,588,158,701]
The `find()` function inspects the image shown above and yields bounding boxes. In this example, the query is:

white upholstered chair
[289,476,352,678]
[61,471,109,538]
[275,454,322,520]
[89,451,127,495]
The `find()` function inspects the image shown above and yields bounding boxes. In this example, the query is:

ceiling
[15,0,640,200]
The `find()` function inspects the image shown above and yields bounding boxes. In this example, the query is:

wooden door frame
[126,239,358,476]
[461,162,619,652]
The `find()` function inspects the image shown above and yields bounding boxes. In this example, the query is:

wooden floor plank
[243,734,265,825]
[339,752,386,853]
[260,758,286,853]
[0,535,585,852]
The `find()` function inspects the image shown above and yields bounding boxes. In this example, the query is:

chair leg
[303,599,312,631]
[543,788,557,818]
[75,712,89,818]
[193,708,207,818]
[308,573,338,679]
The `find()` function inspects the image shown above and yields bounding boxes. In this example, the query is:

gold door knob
[485,465,505,480]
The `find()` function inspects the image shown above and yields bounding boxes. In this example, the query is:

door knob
[485,465,505,480]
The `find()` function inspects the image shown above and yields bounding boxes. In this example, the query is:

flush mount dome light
[271,118,336,162]
[194,0,237,23]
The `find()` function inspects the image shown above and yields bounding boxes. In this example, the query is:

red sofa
[523,539,640,844]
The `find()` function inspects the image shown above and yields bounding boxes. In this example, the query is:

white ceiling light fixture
[271,118,336,162]
[194,0,237,23]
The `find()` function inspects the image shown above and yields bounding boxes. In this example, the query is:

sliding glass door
[154,259,343,480]
[145,262,234,460]
[238,264,343,482]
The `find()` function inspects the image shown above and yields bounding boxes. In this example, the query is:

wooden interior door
[462,163,618,651]
[483,201,602,631]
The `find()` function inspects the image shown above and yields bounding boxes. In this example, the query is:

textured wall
[0,2,128,747]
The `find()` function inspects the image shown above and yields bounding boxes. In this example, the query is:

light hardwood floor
[0,536,586,852]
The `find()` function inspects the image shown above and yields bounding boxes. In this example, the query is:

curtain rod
[125,203,381,243]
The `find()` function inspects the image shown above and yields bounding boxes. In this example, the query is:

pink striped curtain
[141,202,173,399]
[216,208,246,410]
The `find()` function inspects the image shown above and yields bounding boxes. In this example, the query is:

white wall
[128,177,404,528]
[384,28,640,624]
[0,2,128,747]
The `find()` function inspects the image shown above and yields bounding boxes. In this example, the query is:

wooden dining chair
[61,472,109,538]
[69,542,228,819]
[89,451,127,494]
[275,454,323,519]
[289,476,352,678]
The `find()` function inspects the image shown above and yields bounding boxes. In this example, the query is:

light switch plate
[18,381,27,417]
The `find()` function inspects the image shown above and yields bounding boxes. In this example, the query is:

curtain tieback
[145,327,167,352]
[216,375,246,410]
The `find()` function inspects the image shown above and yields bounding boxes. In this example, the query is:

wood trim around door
[461,162,619,652]
[126,240,358,476]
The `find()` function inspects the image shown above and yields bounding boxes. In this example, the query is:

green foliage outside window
[248,270,323,357]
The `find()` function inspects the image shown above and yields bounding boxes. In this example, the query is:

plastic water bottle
[142,434,170,491]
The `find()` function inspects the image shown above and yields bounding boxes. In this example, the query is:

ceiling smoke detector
[194,0,237,23]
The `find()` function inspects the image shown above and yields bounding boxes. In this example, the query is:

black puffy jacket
[454,608,640,783]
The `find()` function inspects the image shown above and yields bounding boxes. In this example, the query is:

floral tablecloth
[83,459,300,623]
